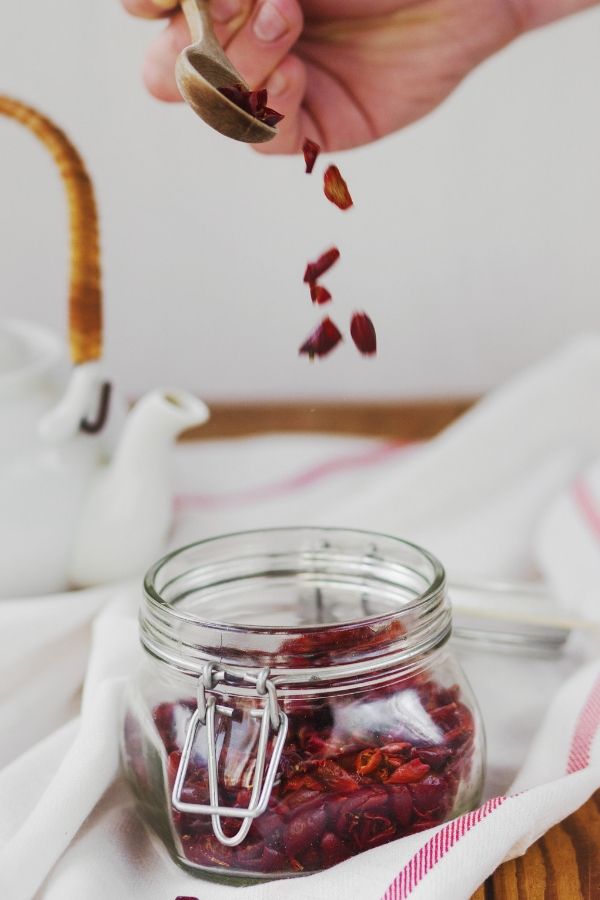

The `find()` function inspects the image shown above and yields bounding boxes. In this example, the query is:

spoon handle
[180,0,219,48]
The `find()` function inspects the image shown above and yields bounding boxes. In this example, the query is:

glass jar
[121,528,485,881]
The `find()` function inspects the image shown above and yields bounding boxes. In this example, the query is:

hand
[122,0,598,153]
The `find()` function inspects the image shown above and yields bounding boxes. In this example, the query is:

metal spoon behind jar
[176,0,278,143]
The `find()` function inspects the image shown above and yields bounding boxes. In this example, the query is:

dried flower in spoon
[218,84,284,127]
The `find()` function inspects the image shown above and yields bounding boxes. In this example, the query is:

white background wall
[1,2,600,400]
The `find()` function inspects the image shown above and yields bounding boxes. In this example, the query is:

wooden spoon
[176,0,277,143]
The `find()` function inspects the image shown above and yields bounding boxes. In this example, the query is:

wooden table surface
[185,400,599,899]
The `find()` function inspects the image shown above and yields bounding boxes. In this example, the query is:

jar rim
[144,526,446,635]
[141,527,451,677]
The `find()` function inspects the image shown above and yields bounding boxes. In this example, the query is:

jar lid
[141,527,451,683]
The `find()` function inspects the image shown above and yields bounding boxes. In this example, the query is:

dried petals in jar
[122,529,485,882]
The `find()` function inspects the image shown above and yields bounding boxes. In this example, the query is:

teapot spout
[108,389,210,467]
[68,389,210,587]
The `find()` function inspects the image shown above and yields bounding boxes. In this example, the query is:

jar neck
[141,528,451,683]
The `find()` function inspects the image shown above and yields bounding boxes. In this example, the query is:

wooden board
[471,792,600,899]
[182,400,474,442]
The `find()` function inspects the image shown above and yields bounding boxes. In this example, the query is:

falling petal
[303,138,321,174]
[310,284,332,305]
[323,165,353,210]
[299,317,343,359]
[350,312,377,355]
[303,247,340,284]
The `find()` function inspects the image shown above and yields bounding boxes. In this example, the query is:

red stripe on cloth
[380,797,506,900]
[174,441,411,511]
[566,674,600,774]
[572,477,600,541]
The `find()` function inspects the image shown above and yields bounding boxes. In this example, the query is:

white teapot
[0,319,209,597]
[0,95,209,597]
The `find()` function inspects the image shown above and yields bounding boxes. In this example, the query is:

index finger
[121,0,178,19]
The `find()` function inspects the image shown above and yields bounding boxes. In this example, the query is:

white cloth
[2,337,600,900]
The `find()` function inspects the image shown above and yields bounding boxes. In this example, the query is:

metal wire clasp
[171,662,289,847]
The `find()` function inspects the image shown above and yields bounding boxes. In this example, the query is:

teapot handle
[0,96,102,365]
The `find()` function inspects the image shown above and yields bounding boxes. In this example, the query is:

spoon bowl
[176,0,277,144]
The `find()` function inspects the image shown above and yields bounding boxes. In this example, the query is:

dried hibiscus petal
[414,746,453,771]
[387,785,413,828]
[262,107,286,127]
[285,804,328,857]
[299,317,342,359]
[303,247,340,284]
[350,312,377,356]
[409,778,449,815]
[320,831,349,866]
[352,814,396,850]
[303,138,321,174]
[385,759,430,784]
[143,671,477,878]
[323,165,353,210]
[356,748,383,776]
[314,758,359,792]
[310,284,332,305]
[218,83,284,126]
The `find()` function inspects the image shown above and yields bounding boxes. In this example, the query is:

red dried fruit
[350,312,377,356]
[303,138,321,174]
[323,165,353,210]
[309,284,332,305]
[415,746,453,771]
[299,317,342,359]
[409,778,449,815]
[352,814,396,850]
[320,831,348,866]
[385,759,430,785]
[382,742,412,769]
[314,759,359,793]
[182,833,234,867]
[218,84,284,127]
[387,785,413,828]
[283,774,322,794]
[143,669,476,877]
[281,787,322,812]
[334,789,391,846]
[431,702,459,725]
[356,748,383,776]
[443,726,473,749]
[303,247,340,284]
[175,896,200,900]
[285,805,328,857]
[297,725,330,755]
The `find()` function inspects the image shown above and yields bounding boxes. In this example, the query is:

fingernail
[253,1,289,42]
[211,0,242,23]
[268,68,287,97]
[151,0,178,9]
